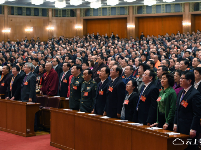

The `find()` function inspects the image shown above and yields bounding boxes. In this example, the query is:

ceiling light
[47,26,54,30]
[25,27,33,32]
[144,0,156,6]
[90,0,101,9]
[75,25,82,29]
[31,0,44,5]
[2,28,11,33]
[70,0,82,6]
[163,0,175,2]
[124,0,136,2]
[55,0,66,8]
[0,0,5,4]
[107,0,119,6]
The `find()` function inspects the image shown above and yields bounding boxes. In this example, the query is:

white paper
[115,120,128,122]
[54,96,60,97]
[100,116,110,119]
[77,112,85,113]
[63,109,70,111]
[127,123,143,126]
[88,114,96,116]
[27,102,35,104]
[165,132,180,135]
[147,127,163,130]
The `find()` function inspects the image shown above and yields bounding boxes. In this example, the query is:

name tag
[108,86,113,92]
[84,92,88,96]
[140,96,146,102]
[181,100,188,108]
[24,82,28,85]
[136,75,140,78]
[97,71,100,74]
[99,90,104,95]
[63,79,67,83]
[159,89,162,92]
[1,83,4,86]
[124,100,129,105]
[73,86,77,90]
[157,97,161,102]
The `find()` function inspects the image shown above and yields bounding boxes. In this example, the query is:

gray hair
[25,62,34,71]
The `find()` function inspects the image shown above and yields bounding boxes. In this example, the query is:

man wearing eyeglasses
[174,71,201,150]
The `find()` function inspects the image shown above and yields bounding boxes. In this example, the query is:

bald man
[41,62,59,96]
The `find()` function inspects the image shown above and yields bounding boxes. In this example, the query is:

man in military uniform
[80,69,97,113]
[69,64,84,110]
[122,65,135,85]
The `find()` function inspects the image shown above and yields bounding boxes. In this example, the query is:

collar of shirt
[26,72,31,76]
[184,85,192,93]
[111,77,117,82]
[144,82,151,89]
[53,64,58,69]
[194,80,201,89]
[101,78,107,84]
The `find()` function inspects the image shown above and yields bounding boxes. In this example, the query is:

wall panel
[86,18,127,38]
[194,15,201,32]
[138,16,182,38]
[0,15,4,41]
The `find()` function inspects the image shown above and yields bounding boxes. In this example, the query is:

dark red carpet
[0,131,59,150]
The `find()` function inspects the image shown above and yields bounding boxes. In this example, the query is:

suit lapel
[143,82,153,96]
[179,87,193,108]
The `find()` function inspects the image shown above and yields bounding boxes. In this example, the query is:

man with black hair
[180,59,190,71]
[92,55,107,83]
[133,69,159,125]
[52,58,62,78]
[141,53,147,64]
[169,58,175,73]
[194,67,201,93]
[105,65,125,118]
[33,58,39,75]
[6,65,23,100]
[58,63,71,97]
[161,59,169,68]
[80,69,97,113]
[121,59,128,74]
[0,65,12,98]
[69,64,84,110]
[192,58,200,71]
[82,62,89,71]
[156,65,168,90]
[147,60,157,72]
[133,58,142,77]
[122,65,135,85]
[93,67,110,115]
[174,71,201,150]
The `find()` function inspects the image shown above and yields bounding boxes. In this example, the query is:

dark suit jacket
[106,77,126,118]
[0,73,12,96]
[196,83,201,94]
[21,72,36,102]
[124,92,139,121]
[94,78,110,115]
[55,65,63,79]
[134,81,159,125]
[58,70,71,97]
[34,66,39,75]
[174,87,201,135]
[92,62,107,83]
[7,74,23,100]
[155,78,162,90]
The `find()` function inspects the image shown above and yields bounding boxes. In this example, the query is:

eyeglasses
[180,77,186,80]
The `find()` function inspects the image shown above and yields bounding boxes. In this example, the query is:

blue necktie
[136,85,145,110]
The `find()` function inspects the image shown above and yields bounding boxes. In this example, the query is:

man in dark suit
[6,65,23,100]
[105,65,125,118]
[93,67,110,115]
[33,58,39,75]
[92,55,107,83]
[111,32,115,40]
[194,67,201,93]
[156,66,168,90]
[58,63,71,97]
[21,63,36,102]
[0,65,12,98]
[174,71,201,150]
[52,58,63,78]
[134,69,159,125]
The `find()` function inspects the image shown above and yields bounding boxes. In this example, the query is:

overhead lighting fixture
[90,0,101,9]
[25,27,33,32]
[0,0,5,4]
[124,0,136,2]
[2,28,11,33]
[70,0,82,6]
[47,26,54,30]
[31,0,44,5]
[127,24,135,28]
[182,21,191,26]
[55,0,66,8]
[7,0,15,1]
[107,0,119,5]
[163,0,175,2]
[144,0,156,6]
[46,0,55,2]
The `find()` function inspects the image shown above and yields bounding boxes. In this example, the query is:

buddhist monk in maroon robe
[41,62,59,96]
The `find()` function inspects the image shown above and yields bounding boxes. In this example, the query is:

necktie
[24,75,27,83]
[136,85,145,110]
[99,82,102,90]
[180,90,186,103]
[61,73,65,81]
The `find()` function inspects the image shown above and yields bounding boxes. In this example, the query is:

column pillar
[76,8,82,37]
[48,8,53,37]
[183,3,191,33]
[4,5,8,41]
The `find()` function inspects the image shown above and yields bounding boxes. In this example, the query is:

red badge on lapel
[159,89,162,92]
[99,90,104,95]
[97,71,100,74]
[24,82,28,85]
[108,86,113,92]
[136,75,140,78]
[73,86,77,90]
[124,100,129,105]
[1,83,4,86]
[157,97,161,102]
[181,100,188,108]
[140,96,146,102]
[122,76,125,79]
[84,92,88,96]
[63,79,67,83]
